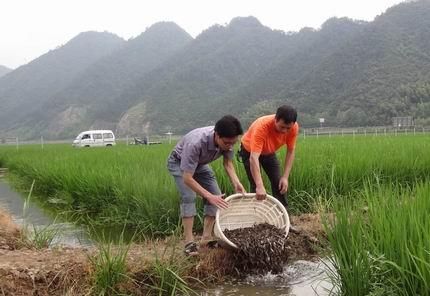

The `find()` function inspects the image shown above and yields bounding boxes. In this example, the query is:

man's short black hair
[215,115,243,138]
[275,105,297,124]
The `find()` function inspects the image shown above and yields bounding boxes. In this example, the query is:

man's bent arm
[282,148,295,179]
[223,158,245,193]
[183,171,228,209]
[250,152,264,188]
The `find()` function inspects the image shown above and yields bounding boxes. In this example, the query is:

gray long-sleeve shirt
[171,126,234,173]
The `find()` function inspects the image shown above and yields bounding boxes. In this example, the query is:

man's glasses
[220,138,236,147]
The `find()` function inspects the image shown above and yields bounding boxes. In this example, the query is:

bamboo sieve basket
[214,193,290,249]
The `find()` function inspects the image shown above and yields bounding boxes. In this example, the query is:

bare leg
[202,215,215,240]
[182,216,194,243]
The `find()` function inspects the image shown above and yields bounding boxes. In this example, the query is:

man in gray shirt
[167,115,245,255]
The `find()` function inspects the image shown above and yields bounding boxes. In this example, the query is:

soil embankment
[0,208,325,295]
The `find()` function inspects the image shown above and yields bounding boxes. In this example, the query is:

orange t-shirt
[241,115,299,154]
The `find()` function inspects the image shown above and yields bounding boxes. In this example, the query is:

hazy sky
[1,0,404,69]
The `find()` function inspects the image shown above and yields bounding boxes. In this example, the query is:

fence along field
[1,134,430,294]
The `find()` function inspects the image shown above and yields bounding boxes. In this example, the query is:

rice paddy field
[1,134,430,295]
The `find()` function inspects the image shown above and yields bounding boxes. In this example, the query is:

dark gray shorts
[167,156,220,217]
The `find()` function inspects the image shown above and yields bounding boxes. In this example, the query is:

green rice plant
[325,181,430,295]
[289,135,430,208]
[324,202,374,295]
[1,135,429,236]
[22,179,35,228]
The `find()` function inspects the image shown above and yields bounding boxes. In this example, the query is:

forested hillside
[1,0,429,139]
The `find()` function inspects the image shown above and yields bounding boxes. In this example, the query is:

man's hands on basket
[256,185,267,200]
[206,193,229,209]
[233,181,246,195]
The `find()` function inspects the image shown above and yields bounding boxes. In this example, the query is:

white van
[72,130,116,147]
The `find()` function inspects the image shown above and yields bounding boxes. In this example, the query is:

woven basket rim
[215,193,290,249]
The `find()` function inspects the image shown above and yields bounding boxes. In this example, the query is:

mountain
[117,16,311,134]
[29,22,193,138]
[278,0,430,127]
[220,17,367,127]
[137,1,430,132]
[208,0,430,128]
[0,31,125,137]
[0,65,12,78]
[1,0,430,139]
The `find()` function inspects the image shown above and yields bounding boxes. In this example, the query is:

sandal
[184,241,199,256]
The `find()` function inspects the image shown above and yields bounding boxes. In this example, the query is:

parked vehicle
[72,130,116,147]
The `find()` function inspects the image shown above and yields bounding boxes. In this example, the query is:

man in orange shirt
[239,105,298,208]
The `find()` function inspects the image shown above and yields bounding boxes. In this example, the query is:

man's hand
[279,176,289,194]
[234,182,246,194]
[206,194,229,209]
[255,186,267,200]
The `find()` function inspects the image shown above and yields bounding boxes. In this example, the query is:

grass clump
[24,223,59,249]
[89,241,130,296]
[21,180,59,249]
[143,236,199,296]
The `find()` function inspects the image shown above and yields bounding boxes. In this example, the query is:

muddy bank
[0,208,23,250]
[0,207,326,295]
[0,209,88,295]
[0,247,90,295]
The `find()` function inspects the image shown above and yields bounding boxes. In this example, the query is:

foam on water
[202,259,334,296]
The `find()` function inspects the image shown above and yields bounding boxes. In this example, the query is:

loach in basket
[214,193,290,249]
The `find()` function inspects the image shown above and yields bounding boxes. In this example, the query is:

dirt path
[0,208,326,295]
